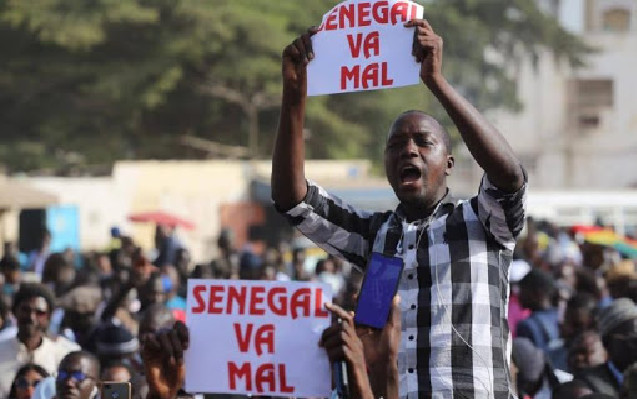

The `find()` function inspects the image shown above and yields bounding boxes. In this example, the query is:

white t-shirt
[0,335,80,398]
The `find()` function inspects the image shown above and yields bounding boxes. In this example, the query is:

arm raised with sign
[271,28,318,210]
[406,19,525,192]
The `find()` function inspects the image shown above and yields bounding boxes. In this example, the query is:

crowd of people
[0,214,635,399]
[0,221,367,399]
[507,218,637,399]
[0,15,636,399]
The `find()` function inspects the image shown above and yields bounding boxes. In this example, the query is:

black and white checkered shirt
[280,173,526,399]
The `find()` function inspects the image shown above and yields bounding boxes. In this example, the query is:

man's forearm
[427,76,524,192]
[271,89,308,210]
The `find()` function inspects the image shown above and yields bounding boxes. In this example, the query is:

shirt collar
[395,188,454,222]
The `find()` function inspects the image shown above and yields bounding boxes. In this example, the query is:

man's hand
[405,19,443,87]
[281,27,318,98]
[357,296,401,399]
[141,321,189,399]
[320,303,373,399]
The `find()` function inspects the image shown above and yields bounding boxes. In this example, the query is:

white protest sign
[185,280,332,397]
[307,0,424,96]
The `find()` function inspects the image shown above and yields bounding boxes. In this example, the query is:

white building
[489,0,637,189]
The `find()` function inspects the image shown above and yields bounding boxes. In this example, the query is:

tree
[0,0,592,173]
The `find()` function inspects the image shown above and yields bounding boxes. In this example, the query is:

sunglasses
[16,378,41,389]
[57,371,93,384]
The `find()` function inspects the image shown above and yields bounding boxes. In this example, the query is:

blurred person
[606,260,636,302]
[509,259,532,338]
[0,296,17,340]
[153,225,183,268]
[552,380,593,399]
[291,246,309,281]
[58,286,102,348]
[573,298,637,397]
[56,351,100,399]
[8,363,49,399]
[100,361,131,383]
[41,253,76,298]
[1,254,21,303]
[337,268,364,312]
[0,284,80,397]
[272,19,527,398]
[517,268,567,370]
[27,230,51,277]
[511,337,566,399]
[161,265,185,310]
[567,331,607,372]
[93,320,140,371]
[138,304,175,339]
[210,228,239,279]
[173,248,190,297]
[263,248,290,281]
[621,362,637,399]
[139,273,166,313]
[316,256,344,296]
[238,248,262,280]
[562,294,599,344]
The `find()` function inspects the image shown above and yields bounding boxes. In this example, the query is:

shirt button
[408,244,414,250]
[408,368,414,373]
[411,304,416,310]
[409,335,414,341]
[408,274,414,280]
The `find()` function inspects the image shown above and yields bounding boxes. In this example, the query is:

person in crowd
[101,361,132,383]
[511,337,566,399]
[517,268,567,370]
[290,247,309,281]
[606,260,636,302]
[551,380,594,399]
[567,331,607,373]
[140,273,166,308]
[28,230,51,277]
[509,259,532,338]
[161,265,186,313]
[1,254,21,306]
[56,351,100,399]
[0,296,17,340]
[138,304,175,340]
[93,320,140,371]
[210,228,239,279]
[58,285,102,347]
[316,256,344,295]
[0,284,80,397]
[154,225,183,268]
[8,364,49,399]
[573,298,637,397]
[562,294,599,345]
[42,253,76,298]
[272,17,526,397]
[621,362,637,399]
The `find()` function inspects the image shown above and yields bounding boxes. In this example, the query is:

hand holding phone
[354,253,404,329]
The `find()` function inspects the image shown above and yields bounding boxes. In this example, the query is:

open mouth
[400,165,422,184]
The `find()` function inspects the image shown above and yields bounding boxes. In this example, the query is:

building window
[567,78,614,131]
[602,7,631,32]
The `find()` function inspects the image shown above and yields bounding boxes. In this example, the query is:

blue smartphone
[354,253,404,329]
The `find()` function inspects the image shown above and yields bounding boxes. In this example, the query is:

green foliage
[0,0,592,173]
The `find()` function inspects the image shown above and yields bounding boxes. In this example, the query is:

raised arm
[406,20,525,192]
[271,28,318,210]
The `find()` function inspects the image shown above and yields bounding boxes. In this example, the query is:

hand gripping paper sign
[185,280,333,397]
[307,0,424,96]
